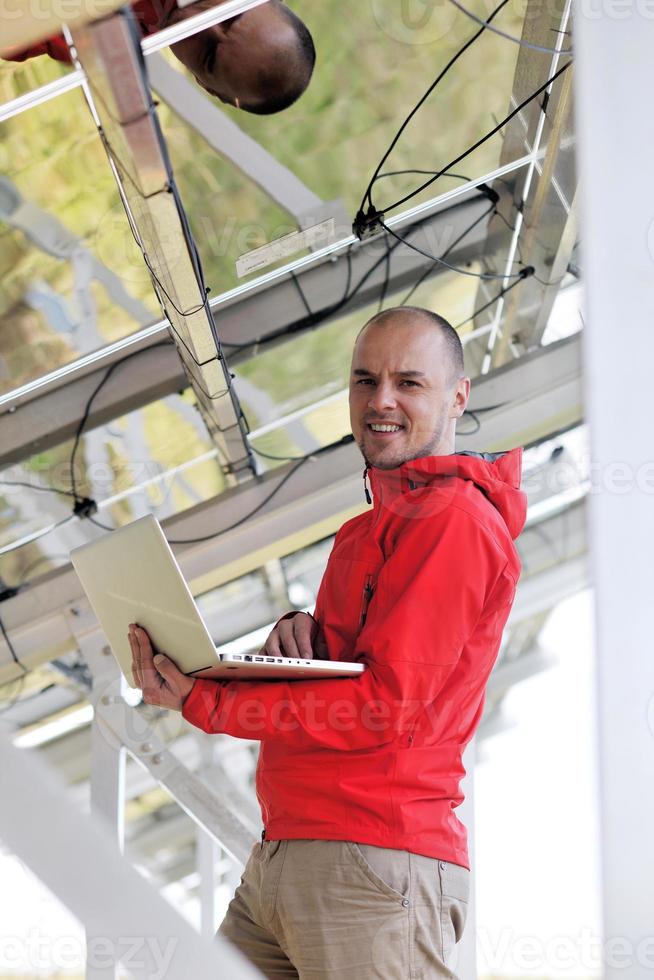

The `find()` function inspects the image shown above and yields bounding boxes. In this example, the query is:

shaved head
[356,306,464,388]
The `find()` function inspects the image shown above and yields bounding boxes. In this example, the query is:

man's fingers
[153,653,182,691]
[277,619,301,659]
[292,615,315,659]
[127,628,142,689]
[131,625,161,688]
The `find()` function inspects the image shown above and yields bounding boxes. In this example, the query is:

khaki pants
[217,838,470,979]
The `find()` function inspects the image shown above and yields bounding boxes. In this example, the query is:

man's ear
[451,377,471,419]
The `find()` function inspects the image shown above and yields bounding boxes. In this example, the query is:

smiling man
[5,0,315,115]
[130,305,527,978]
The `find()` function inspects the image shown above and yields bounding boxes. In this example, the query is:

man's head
[349,306,470,471]
[166,0,315,114]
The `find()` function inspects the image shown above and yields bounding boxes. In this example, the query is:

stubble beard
[358,414,448,471]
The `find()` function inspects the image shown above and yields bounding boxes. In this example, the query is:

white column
[196,738,219,939]
[81,631,126,980]
[574,9,654,979]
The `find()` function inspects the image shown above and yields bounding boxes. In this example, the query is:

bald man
[5,0,315,114]
[130,306,527,978]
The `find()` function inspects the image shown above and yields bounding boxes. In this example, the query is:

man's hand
[128,623,195,711]
[258,611,328,660]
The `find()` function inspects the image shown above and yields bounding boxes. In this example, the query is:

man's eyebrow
[352,368,427,378]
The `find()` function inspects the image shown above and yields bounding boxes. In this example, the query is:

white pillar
[574,10,654,979]
[196,738,219,939]
[70,625,126,980]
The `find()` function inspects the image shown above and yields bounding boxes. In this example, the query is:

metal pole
[574,6,654,979]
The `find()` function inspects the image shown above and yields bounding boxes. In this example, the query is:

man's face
[166,0,294,108]
[349,315,469,471]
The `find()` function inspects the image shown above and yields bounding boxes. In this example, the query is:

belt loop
[260,828,266,852]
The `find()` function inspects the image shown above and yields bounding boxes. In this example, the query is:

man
[4,0,315,114]
[129,306,527,978]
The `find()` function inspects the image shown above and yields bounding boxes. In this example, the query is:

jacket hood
[363,447,527,540]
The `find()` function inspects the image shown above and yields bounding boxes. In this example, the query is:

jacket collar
[362,447,527,539]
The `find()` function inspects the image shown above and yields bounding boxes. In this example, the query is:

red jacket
[5,0,171,63]
[182,448,527,869]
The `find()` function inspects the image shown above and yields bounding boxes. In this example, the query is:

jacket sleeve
[181,506,514,750]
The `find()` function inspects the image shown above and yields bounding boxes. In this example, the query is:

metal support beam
[70,12,256,483]
[0,731,262,980]
[466,0,575,374]
[574,9,654,979]
[77,684,257,867]
[196,738,220,940]
[77,629,126,980]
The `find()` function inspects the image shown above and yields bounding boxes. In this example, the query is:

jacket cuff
[181,678,218,728]
[274,609,315,628]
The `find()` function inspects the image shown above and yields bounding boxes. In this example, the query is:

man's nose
[367,383,398,412]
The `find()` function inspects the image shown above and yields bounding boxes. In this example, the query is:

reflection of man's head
[167,0,316,114]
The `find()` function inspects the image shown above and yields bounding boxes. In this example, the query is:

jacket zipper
[359,574,375,630]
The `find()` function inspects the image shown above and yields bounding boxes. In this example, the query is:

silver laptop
[70,514,365,688]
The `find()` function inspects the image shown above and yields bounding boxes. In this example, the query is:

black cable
[249,445,312,462]
[0,676,27,714]
[167,455,310,545]
[359,0,512,213]
[376,169,471,184]
[87,515,116,532]
[447,0,573,55]
[0,613,27,675]
[400,202,496,304]
[492,207,525,264]
[380,219,525,281]
[289,271,313,318]
[0,481,76,498]
[376,61,572,216]
[453,273,528,330]
[457,409,481,435]
[69,341,174,503]
[18,554,71,586]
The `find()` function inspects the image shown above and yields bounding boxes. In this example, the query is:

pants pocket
[345,841,409,904]
[438,861,470,956]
